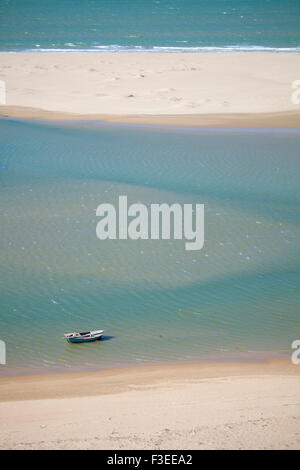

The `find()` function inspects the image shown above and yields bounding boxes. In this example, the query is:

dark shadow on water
[100,335,115,342]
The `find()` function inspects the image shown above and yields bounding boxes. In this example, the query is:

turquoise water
[0,119,299,375]
[0,0,300,52]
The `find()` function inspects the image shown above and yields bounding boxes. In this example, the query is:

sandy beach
[0,359,299,450]
[0,52,300,127]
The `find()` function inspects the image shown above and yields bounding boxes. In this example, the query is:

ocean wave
[4,44,300,53]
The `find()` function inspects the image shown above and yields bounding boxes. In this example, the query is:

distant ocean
[0,119,299,375]
[0,0,300,52]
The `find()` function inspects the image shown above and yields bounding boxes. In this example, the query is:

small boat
[64,329,104,343]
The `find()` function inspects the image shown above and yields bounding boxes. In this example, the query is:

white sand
[0,52,299,123]
[0,360,299,450]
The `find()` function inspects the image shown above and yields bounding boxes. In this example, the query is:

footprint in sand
[170,97,182,102]
[103,77,119,82]
[131,74,145,79]
[157,88,175,94]
[187,102,199,108]
[187,99,209,108]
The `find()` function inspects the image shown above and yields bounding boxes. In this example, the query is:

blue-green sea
[0,0,300,52]
[0,119,299,375]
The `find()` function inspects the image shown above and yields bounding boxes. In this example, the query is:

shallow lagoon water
[0,119,299,375]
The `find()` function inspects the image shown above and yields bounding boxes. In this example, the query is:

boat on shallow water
[64,329,104,343]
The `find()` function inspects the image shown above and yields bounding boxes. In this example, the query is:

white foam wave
[4,44,300,53]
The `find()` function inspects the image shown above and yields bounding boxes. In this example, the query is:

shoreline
[1,107,300,129]
[0,347,291,379]
[0,357,298,402]
[1,358,299,449]
[2,47,300,53]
